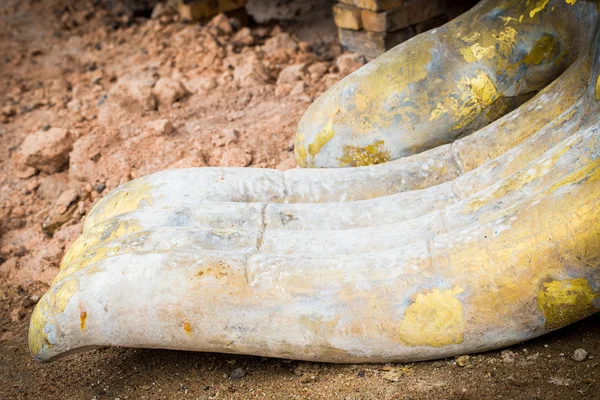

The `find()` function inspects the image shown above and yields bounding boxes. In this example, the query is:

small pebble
[456,355,470,367]
[573,348,588,362]
[230,367,247,379]
[501,350,515,364]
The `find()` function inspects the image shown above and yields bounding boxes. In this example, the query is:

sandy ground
[0,1,598,399]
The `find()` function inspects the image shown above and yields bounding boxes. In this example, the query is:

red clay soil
[0,1,598,399]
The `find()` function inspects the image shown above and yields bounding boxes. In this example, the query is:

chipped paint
[538,278,598,329]
[337,140,391,167]
[29,0,600,364]
[398,287,465,347]
[529,0,550,18]
[308,120,335,159]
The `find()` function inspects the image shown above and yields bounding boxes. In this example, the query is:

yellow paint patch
[537,278,598,329]
[308,121,335,159]
[337,140,391,167]
[543,158,600,196]
[294,132,308,166]
[398,286,464,347]
[28,304,49,356]
[60,234,88,270]
[430,103,448,121]
[87,178,154,226]
[529,0,550,18]
[522,35,558,65]
[29,279,79,356]
[461,32,481,43]
[495,27,518,53]
[565,0,577,4]
[595,75,600,101]
[54,245,116,284]
[460,43,496,63]
[452,71,499,130]
[61,218,143,271]
[499,16,519,25]
[469,72,499,108]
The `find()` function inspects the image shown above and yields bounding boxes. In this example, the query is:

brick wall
[334,0,479,59]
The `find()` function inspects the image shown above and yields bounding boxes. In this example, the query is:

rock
[184,76,217,94]
[336,53,367,76]
[56,189,79,209]
[456,355,470,367]
[275,84,292,97]
[18,128,73,174]
[290,81,306,96]
[0,331,17,342]
[211,128,239,147]
[264,33,298,54]
[93,181,106,193]
[299,373,317,384]
[167,153,207,169]
[276,63,307,85]
[233,55,271,87]
[11,206,25,218]
[573,348,588,362]
[501,350,515,364]
[15,166,37,179]
[219,148,252,167]
[37,173,69,203]
[230,367,246,379]
[10,307,25,322]
[549,376,574,386]
[42,190,79,236]
[98,77,157,127]
[152,78,188,107]
[382,368,404,382]
[208,13,232,35]
[307,62,330,82]
[232,27,254,46]
[151,2,171,19]
[146,119,174,136]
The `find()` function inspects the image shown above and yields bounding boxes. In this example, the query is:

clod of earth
[30,0,600,363]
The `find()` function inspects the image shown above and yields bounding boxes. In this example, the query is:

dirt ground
[0,1,599,399]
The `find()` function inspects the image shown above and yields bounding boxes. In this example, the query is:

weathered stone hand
[30,0,600,363]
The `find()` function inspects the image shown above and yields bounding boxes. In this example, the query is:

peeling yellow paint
[460,43,496,63]
[496,27,518,53]
[452,71,499,130]
[308,121,335,159]
[87,179,154,226]
[595,75,600,101]
[461,32,481,43]
[469,72,500,107]
[294,132,308,166]
[522,35,558,65]
[28,305,48,356]
[430,103,448,121]
[337,140,391,167]
[398,287,464,347]
[537,278,598,329]
[61,218,143,271]
[29,279,79,356]
[529,0,550,18]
